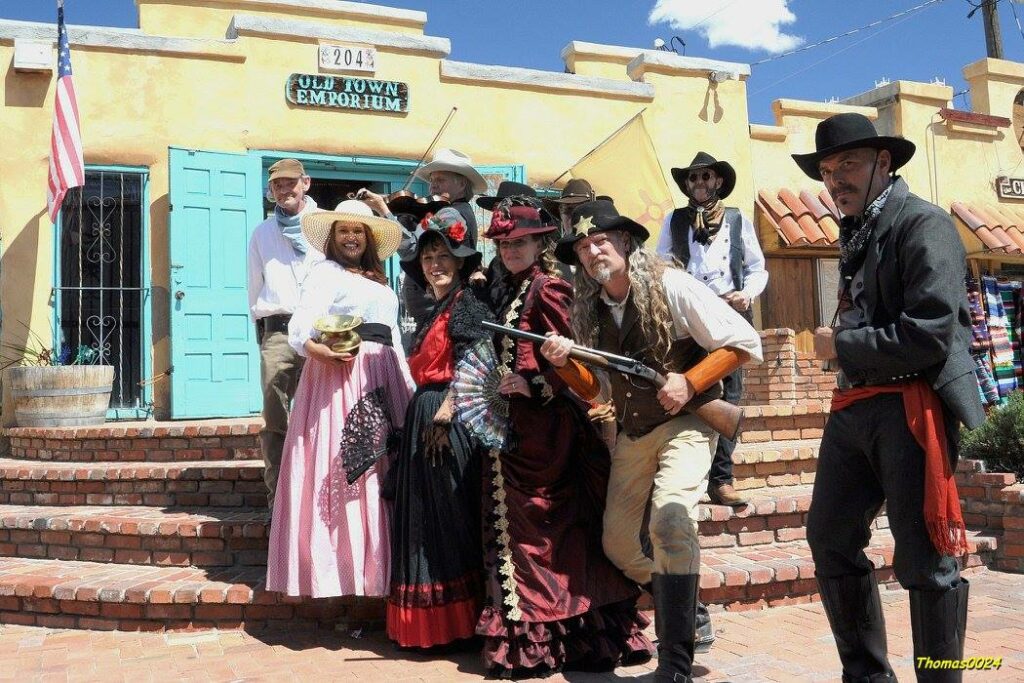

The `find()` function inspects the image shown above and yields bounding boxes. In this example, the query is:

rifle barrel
[479,320,638,368]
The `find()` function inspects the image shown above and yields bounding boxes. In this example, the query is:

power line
[750,10,923,96]
[751,0,948,67]
[1009,0,1024,44]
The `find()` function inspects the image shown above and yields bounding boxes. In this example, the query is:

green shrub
[959,391,1024,481]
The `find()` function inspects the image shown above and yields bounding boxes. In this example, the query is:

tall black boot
[652,573,699,683]
[910,579,969,682]
[695,600,715,653]
[817,573,895,682]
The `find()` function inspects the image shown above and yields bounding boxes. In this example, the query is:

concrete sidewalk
[0,568,1021,682]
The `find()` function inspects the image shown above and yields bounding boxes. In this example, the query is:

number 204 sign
[318,43,376,73]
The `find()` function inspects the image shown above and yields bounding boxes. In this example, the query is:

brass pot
[313,314,363,355]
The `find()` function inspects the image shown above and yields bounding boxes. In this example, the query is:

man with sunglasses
[656,152,768,509]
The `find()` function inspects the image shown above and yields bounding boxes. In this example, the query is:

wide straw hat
[413,148,488,194]
[300,200,403,261]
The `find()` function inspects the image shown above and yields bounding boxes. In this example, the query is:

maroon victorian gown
[476,264,653,677]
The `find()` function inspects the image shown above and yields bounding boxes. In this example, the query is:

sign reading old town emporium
[286,73,408,113]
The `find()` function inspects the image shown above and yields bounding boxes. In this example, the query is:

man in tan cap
[247,158,323,512]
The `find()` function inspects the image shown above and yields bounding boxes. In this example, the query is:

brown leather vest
[596,293,720,438]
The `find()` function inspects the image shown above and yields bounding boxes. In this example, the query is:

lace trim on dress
[487,275,532,622]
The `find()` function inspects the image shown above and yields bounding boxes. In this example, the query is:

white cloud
[648,0,804,55]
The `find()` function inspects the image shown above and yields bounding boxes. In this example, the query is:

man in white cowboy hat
[247,158,323,512]
[656,152,768,509]
[793,112,984,682]
[414,148,488,248]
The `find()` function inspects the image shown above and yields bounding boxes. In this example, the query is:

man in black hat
[543,178,598,239]
[550,200,762,683]
[657,152,768,508]
[793,112,984,682]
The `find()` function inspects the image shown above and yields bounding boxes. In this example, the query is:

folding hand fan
[451,340,510,449]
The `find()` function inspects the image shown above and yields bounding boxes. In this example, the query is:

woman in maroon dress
[476,199,654,678]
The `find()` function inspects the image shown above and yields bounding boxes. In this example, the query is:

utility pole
[982,0,1004,58]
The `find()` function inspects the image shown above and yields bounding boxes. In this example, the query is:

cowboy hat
[400,206,483,288]
[541,178,598,214]
[300,200,403,261]
[483,202,559,242]
[554,199,649,265]
[670,152,737,200]
[414,148,488,195]
[792,113,916,181]
[475,181,538,211]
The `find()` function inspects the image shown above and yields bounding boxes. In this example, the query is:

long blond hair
[571,235,677,369]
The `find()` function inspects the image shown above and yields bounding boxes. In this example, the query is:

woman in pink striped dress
[266,200,414,598]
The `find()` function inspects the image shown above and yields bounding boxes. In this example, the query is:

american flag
[47,0,84,224]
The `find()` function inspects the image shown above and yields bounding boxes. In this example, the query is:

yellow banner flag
[570,113,675,247]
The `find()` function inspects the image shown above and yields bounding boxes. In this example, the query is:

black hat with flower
[400,206,483,288]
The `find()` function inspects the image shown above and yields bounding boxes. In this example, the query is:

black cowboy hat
[792,113,916,181]
[670,152,737,200]
[475,181,538,211]
[554,199,649,265]
[400,207,482,288]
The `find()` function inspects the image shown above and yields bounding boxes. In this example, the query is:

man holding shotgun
[545,199,761,683]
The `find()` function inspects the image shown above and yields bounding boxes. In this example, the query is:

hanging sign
[286,74,408,113]
[996,176,1024,200]
[318,43,376,73]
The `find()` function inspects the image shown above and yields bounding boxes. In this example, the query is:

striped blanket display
[997,279,1022,383]
[966,278,1000,407]
[982,276,1018,399]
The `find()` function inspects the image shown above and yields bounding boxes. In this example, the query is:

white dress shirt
[656,211,768,299]
[600,267,763,363]
[288,261,409,367]
[247,198,324,321]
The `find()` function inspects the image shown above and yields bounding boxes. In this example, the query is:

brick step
[4,419,261,463]
[0,460,267,508]
[696,529,997,610]
[739,404,828,444]
[0,557,383,632]
[695,483,888,550]
[0,486,863,571]
[0,506,269,568]
[731,438,819,491]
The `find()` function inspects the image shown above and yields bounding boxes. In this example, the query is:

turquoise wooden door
[168,148,263,418]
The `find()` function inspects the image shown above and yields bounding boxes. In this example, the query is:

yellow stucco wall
[136,0,425,38]
[5,1,1024,418]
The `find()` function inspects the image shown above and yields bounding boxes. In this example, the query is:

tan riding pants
[602,414,716,583]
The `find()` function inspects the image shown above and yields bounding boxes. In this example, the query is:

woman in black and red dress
[386,207,492,648]
[476,199,654,678]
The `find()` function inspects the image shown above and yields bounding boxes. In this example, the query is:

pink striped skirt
[266,342,413,597]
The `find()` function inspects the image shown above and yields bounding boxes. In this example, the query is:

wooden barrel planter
[6,365,115,428]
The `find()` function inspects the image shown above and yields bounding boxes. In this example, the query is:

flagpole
[550,108,648,185]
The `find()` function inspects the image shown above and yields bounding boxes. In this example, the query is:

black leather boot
[695,600,715,653]
[652,573,699,683]
[817,573,895,682]
[910,579,969,682]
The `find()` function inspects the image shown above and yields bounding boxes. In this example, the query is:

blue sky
[6,0,1024,123]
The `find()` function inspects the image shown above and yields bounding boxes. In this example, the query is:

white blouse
[288,261,408,369]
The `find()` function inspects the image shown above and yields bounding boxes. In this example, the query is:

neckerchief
[687,197,726,245]
[838,181,893,279]
[276,197,317,255]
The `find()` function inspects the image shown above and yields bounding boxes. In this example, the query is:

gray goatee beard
[592,264,612,284]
